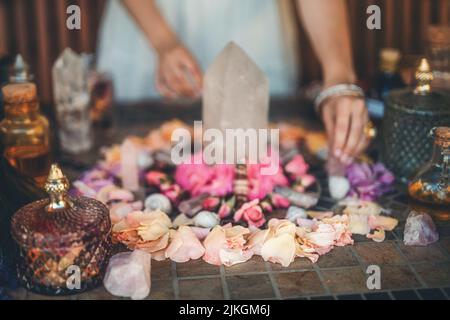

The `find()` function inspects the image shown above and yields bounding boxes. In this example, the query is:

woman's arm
[122,0,202,98]
[297,0,368,163]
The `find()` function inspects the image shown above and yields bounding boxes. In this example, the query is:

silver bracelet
[314,84,365,113]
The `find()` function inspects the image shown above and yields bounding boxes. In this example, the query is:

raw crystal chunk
[403,211,439,246]
[274,186,319,208]
[103,250,151,300]
[203,42,269,132]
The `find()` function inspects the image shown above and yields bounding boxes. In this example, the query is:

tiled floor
[7,181,450,300]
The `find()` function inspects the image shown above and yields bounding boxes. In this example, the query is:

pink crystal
[403,211,439,246]
[121,139,140,191]
[103,250,151,300]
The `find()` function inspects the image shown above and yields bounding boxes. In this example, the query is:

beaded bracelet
[313,84,365,113]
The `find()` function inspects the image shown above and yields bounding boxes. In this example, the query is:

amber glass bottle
[0,82,51,187]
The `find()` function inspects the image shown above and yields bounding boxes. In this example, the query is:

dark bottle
[375,48,405,99]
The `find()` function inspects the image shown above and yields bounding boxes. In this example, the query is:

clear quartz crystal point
[52,48,92,154]
[203,42,269,132]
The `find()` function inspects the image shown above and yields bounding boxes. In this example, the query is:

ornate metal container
[381,58,450,183]
[11,164,112,295]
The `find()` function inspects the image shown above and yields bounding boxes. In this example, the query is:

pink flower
[260,201,273,213]
[285,155,309,178]
[218,202,232,219]
[271,194,290,208]
[300,174,316,188]
[247,159,288,200]
[218,197,235,219]
[174,153,234,197]
[202,197,220,211]
[234,199,266,228]
[146,171,168,186]
[160,183,181,202]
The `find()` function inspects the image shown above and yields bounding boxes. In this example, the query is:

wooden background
[0,0,449,105]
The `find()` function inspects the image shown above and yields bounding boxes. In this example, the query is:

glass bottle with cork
[374,48,405,99]
[408,127,450,206]
[0,81,51,187]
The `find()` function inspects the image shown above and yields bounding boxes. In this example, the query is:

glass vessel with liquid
[0,82,51,187]
[408,127,450,206]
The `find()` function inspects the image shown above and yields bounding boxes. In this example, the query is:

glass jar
[0,82,51,187]
[382,58,450,182]
[408,127,450,206]
[11,164,112,295]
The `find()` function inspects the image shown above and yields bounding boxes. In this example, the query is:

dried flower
[346,162,395,201]
[234,199,266,228]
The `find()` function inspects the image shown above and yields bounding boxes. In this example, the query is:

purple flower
[345,162,394,201]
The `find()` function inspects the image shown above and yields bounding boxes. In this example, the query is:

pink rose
[247,159,288,200]
[260,201,273,213]
[202,197,220,211]
[271,194,290,208]
[174,153,234,197]
[218,197,235,219]
[218,202,232,218]
[146,171,168,186]
[234,199,266,228]
[285,155,309,178]
[300,174,316,188]
[160,183,181,202]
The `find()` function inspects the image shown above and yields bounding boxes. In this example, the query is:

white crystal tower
[203,42,269,132]
[52,48,92,154]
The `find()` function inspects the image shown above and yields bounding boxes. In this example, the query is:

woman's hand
[321,96,369,164]
[156,42,203,99]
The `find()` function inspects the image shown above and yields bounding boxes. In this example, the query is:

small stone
[103,250,151,300]
[273,186,319,208]
[178,193,209,217]
[404,211,439,246]
[145,193,172,214]
[286,206,306,222]
[137,151,154,169]
[193,211,220,228]
[329,176,350,200]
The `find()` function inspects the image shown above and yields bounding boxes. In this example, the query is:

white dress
[97,0,299,101]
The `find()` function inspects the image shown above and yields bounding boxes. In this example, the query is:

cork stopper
[431,127,450,148]
[414,58,433,95]
[44,163,73,212]
[379,48,401,73]
[427,25,450,45]
[2,82,37,104]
